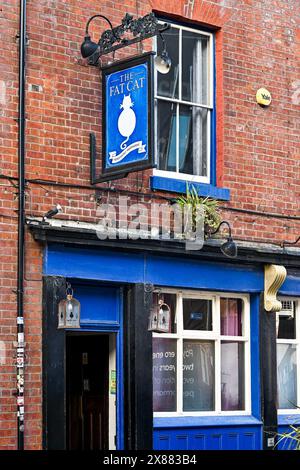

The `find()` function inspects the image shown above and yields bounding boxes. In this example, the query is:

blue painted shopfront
[44,243,299,450]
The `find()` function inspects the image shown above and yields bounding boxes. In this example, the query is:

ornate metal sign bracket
[81,12,170,66]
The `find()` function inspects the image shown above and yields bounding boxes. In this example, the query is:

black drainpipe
[17,0,27,450]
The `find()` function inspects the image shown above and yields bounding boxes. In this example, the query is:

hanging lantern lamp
[148,298,171,333]
[58,282,81,329]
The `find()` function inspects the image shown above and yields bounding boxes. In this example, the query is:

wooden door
[67,335,109,450]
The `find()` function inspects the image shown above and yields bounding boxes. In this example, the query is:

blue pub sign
[100,52,155,181]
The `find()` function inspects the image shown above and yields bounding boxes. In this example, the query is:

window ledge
[150,176,230,201]
[278,414,300,426]
[153,415,262,428]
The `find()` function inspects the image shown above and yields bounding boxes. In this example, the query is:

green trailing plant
[176,184,221,234]
[274,424,300,450]
[272,403,300,450]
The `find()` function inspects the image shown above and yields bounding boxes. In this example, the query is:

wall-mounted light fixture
[207,220,238,258]
[148,298,171,333]
[80,12,171,69]
[58,282,81,329]
[154,31,171,74]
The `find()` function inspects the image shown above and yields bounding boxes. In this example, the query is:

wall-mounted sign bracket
[81,12,169,67]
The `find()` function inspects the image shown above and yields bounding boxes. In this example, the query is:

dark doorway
[66,334,109,450]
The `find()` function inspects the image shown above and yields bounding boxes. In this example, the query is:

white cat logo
[118,95,136,150]
[109,93,146,164]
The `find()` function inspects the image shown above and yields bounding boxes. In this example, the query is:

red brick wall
[0,0,299,449]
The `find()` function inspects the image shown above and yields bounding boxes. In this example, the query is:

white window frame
[153,289,251,417]
[153,22,214,184]
[277,297,300,415]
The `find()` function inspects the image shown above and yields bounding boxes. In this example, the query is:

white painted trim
[215,296,221,412]
[244,299,252,414]
[278,409,300,415]
[181,331,217,340]
[108,334,116,450]
[277,297,300,411]
[155,95,213,109]
[160,21,213,37]
[277,339,298,345]
[177,338,183,413]
[206,108,211,181]
[152,290,251,416]
[297,299,300,411]
[153,167,210,184]
[177,292,183,412]
[153,288,248,301]
[154,410,252,418]
[178,27,182,101]
[209,27,214,108]
[153,168,210,184]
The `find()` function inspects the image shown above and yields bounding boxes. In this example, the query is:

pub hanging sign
[91,52,155,183]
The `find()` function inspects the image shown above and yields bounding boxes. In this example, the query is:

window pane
[153,338,177,412]
[152,292,177,333]
[178,105,208,177]
[277,302,296,339]
[157,100,177,171]
[220,298,243,336]
[156,27,179,99]
[183,298,212,331]
[277,343,297,409]
[221,341,245,411]
[277,315,296,339]
[182,31,208,104]
[183,340,214,411]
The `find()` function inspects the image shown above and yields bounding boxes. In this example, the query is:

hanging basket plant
[176,184,221,236]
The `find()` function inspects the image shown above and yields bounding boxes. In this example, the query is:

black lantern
[58,283,81,329]
[149,299,171,333]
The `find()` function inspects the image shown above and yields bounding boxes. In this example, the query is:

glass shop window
[152,291,250,416]
[277,299,300,411]
[155,23,213,183]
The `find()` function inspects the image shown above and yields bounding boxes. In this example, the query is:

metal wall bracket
[87,12,169,66]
